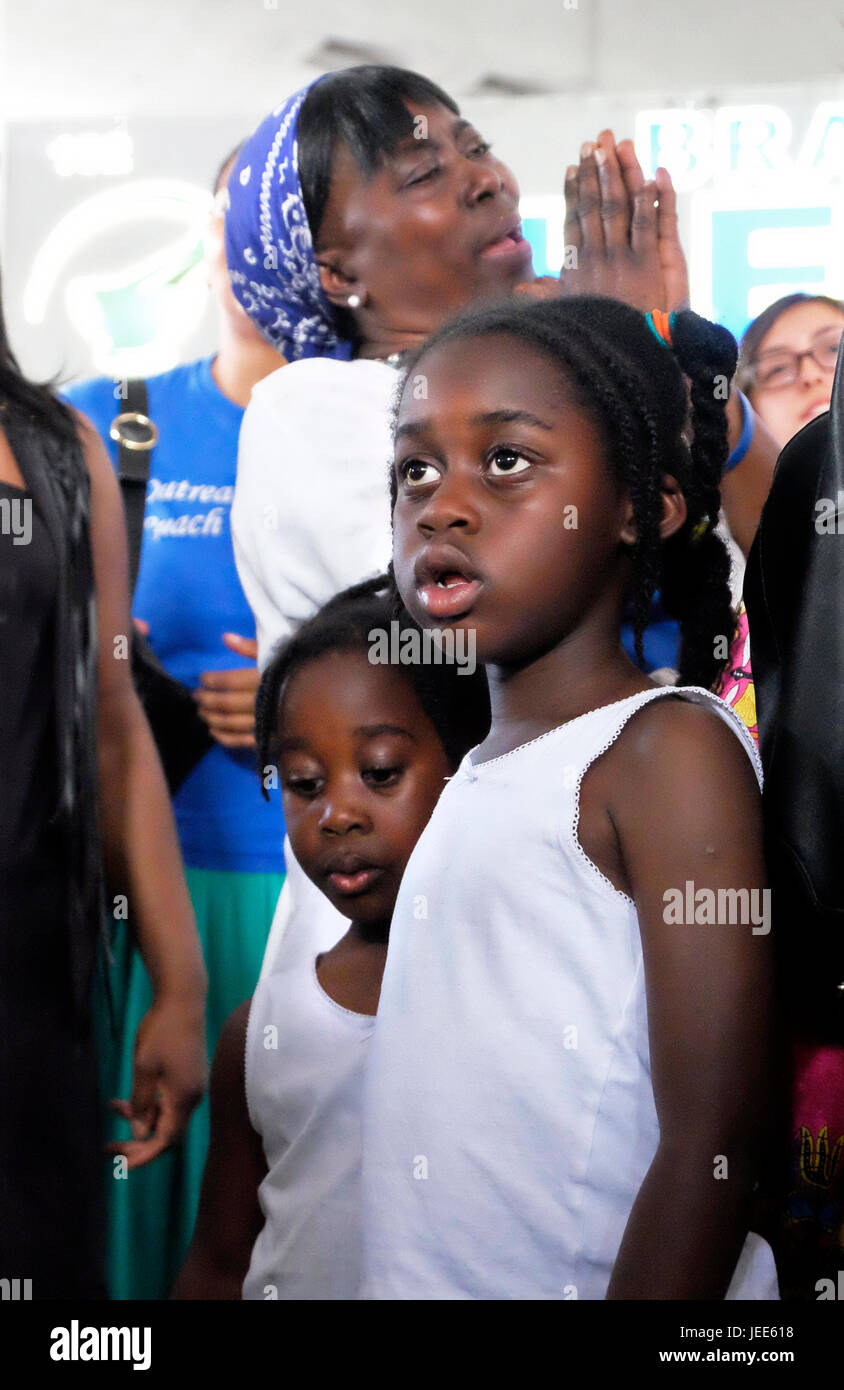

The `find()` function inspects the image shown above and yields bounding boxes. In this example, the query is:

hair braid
[662,311,738,688]
[560,334,668,668]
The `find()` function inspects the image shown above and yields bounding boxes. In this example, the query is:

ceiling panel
[5,0,840,123]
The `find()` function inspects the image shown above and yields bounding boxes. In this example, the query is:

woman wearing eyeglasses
[737,293,844,449]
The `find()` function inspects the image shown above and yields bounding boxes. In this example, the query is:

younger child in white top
[362,295,779,1299]
[173,578,489,1299]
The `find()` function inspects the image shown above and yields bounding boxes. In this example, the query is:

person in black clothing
[0,270,207,1298]
[744,338,844,1298]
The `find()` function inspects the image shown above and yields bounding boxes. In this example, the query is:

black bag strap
[110,380,157,596]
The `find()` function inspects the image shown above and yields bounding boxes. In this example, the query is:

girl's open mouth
[413,545,483,620]
[417,573,482,619]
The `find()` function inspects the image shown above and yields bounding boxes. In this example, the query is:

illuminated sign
[690,185,844,333]
[519,195,566,277]
[24,180,212,377]
[635,102,844,190]
[46,129,134,178]
[635,102,844,338]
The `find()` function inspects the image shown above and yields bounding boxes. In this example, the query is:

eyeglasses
[750,326,844,392]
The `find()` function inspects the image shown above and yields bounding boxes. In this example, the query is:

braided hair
[390,295,738,691]
[255,574,490,799]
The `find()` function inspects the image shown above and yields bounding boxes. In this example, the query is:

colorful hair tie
[645,309,675,348]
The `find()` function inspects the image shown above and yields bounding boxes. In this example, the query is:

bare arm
[603,701,774,1299]
[77,411,208,1166]
[721,394,780,556]
[172,1000,267,1299]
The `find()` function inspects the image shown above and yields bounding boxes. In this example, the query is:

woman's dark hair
[0,264,78,445]
[298,65,459,242]
[391,295,739,692]
[737,292,844,395]
[212,142,245,196]
[297,65,460,348]
[255,573,490,797]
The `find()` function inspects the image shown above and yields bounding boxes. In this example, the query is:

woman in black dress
[0,274,207,1298]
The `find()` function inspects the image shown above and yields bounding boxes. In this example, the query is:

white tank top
[360,686,779,1300]
[242,952,374,1300]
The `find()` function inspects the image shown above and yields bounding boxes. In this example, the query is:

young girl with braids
[360,294,780,1300]
[174,578,489,1298]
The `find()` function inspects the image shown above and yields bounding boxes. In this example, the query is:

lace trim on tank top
[466,685,719,772]
[244,989,262,1137]
[568,685,762,905]
[568,687,691,905]
[465,685,755,906]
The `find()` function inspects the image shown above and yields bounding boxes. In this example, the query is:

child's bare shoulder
[603,694,759,803]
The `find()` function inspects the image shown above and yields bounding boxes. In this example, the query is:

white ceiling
[3,0,843,123]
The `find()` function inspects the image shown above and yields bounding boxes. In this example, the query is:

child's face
[392,335,633,669]
[276,649,452,926]
[747,300,844,448]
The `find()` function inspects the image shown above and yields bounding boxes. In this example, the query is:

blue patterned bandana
[224,81,353,362]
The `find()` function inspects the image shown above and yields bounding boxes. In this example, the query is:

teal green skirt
[94,866,283,1300]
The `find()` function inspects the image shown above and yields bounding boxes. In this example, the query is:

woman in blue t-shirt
[65,147,286,1300]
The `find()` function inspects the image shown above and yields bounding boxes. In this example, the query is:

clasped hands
[517,130,690,315]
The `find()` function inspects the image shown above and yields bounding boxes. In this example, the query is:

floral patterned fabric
[774,1039,844,1299]
[717,601,757,743]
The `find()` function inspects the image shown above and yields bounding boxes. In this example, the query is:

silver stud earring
[347,293,362,309]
